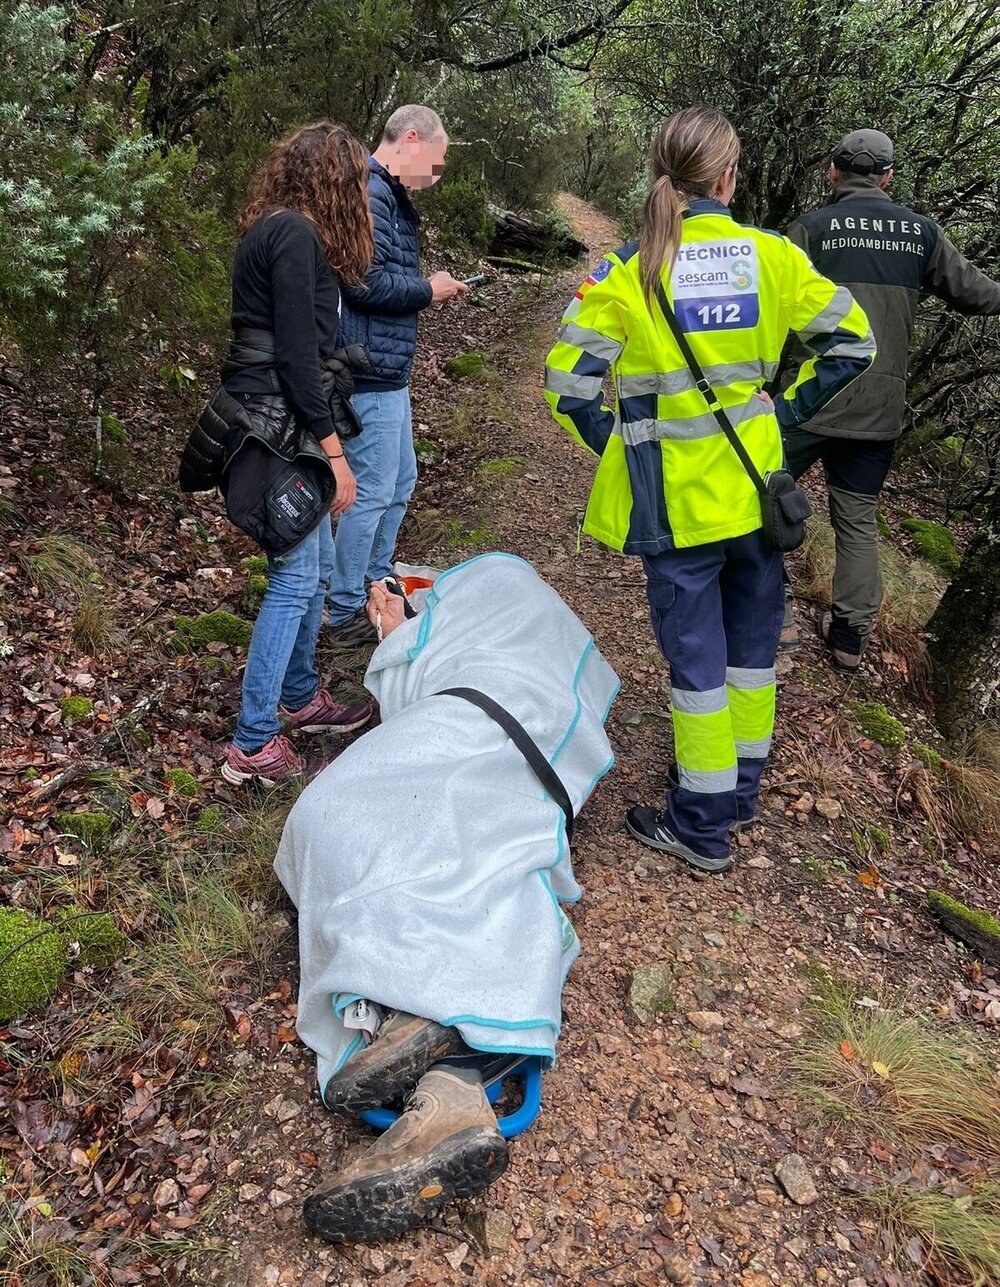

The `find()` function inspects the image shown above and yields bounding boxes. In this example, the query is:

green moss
[100,413,127,444]
[54,810,115,852]
[850,700,906,751]
[172,610,252,650]
[193,805,223,833]
[54,910,129,969]
[239,555,269,575]
[483,457,524,477]
[200,657,231,676]
[928,891,1000,944]
[876,508,891,538]
[0,908,69,1023]
[444,352,488,380]
[59,695,94,724]
[165,767,200,798]
[913,741,945,772]
[241,574,267,614]
[901,517,961,576]
[414,438,443,464]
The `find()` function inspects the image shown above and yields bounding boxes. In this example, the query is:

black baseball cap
[832,129,893,177]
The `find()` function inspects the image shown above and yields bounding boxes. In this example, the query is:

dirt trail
[203,197,985,1287]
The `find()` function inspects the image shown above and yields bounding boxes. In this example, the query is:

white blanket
[274,553,619,1096]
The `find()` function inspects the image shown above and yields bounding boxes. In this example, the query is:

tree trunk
[488,208,588,261]
[927,507,1000,742]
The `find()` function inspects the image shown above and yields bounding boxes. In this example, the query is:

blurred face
[392,130,448,190]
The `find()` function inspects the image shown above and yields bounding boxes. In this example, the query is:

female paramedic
[544,107,875,874]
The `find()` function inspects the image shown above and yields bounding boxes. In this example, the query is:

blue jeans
[644,529,784,861]
[234,516,333,751]
[327,387,416,624]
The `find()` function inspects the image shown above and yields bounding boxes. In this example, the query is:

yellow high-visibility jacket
[544,199,876,553]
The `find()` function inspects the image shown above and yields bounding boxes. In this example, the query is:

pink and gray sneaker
[222,734,306,787]
[279,688,373,735]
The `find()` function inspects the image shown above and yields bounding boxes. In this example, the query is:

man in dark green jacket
[782,129,1000,670]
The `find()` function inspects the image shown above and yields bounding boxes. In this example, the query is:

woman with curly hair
[219,121,377,785]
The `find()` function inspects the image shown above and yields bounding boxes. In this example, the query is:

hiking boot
[817,611,862,672]
[778,620,801,652]
[325,608,378,649]
[280,688,373,735]
[323,1012,470,1114]
[221,734,305,787]
[625,805,732,874]
[665,763,756,832]
[304,1066,509,1243]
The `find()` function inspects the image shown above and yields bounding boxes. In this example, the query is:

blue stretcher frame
[358,1055,543,1140]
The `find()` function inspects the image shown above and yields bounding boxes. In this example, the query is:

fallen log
[488,207,588,261]
[928,890,1000,967]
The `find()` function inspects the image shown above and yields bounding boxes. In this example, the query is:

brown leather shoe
[322,1011,470,1114]
[304,1066,509,1243]
[818,611,862,672]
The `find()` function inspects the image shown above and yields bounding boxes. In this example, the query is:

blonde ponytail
[640,107,742,304]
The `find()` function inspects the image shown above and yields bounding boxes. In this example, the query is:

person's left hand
[366,580,406,639]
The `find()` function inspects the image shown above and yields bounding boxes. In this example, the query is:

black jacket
[787,174,1000,440]
[338,158,433,391]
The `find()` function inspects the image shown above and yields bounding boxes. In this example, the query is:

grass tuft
[17,534,99,597]
[860,1180,1000,1287]
[794,977,1000,1159]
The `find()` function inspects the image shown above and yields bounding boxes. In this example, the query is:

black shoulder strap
[435,687,574,845]
[653,282,767,498]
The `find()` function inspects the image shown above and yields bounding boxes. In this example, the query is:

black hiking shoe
[325,607,378,649]
[322,1011,471,1114]
[304,1066,508,1243]
[625,806,732,874]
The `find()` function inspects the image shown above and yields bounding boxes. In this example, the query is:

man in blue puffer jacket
[326,105,468,646]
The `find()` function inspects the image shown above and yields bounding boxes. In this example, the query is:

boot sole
[303,1126,509,1243]
[290,713,372,735]
[220,763,294,788]
[625,815,732,874]
[323,1023,470,1114]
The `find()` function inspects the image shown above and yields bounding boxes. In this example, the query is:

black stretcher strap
[435,687,575,845]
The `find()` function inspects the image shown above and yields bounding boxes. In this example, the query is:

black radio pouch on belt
[654,283,813,552]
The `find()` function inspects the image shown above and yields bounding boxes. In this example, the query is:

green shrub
[420,175,496,253]
[851,701,906,751]
[901,518,961,576]
[0,908,68,1023]
[172,610,252,650]
[59,696,93,724]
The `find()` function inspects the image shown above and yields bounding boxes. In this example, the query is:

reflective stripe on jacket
[544,199,876,553]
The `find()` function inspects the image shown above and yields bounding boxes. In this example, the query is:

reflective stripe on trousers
[643,530,784,861]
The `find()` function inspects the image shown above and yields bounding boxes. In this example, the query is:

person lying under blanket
[273,553,620,1243]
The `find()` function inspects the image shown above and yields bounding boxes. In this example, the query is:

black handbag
[654,284,813,552]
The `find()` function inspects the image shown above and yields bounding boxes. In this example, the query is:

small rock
[703,931,727,949]
[483,1209,514,1254]
[444,1242,469,1272]
[777,1021,803,1039]
[755,1187,779,1205]
[775,1153,819,1206]
[783,1236,809,1259]
[747,853,773,869]
[238,1184,264,1202]
[628,963,675,1025]
[153,1178,180,1209]
[269,1189,294,1208]
[262,1268,280,1286]
[815,796,842,820]
[663,1192,684,1219]
[744,1097,767,1122]
[790,792,815,815]
[275,1099,300,1123]
[687,1009,725,1033]
[834,1231,852,1252]
[709,1066,729,1088]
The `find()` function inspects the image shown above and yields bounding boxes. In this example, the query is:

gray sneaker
[325,608,378,649]
[625,806,732,874]
[304,1066,509,1243]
